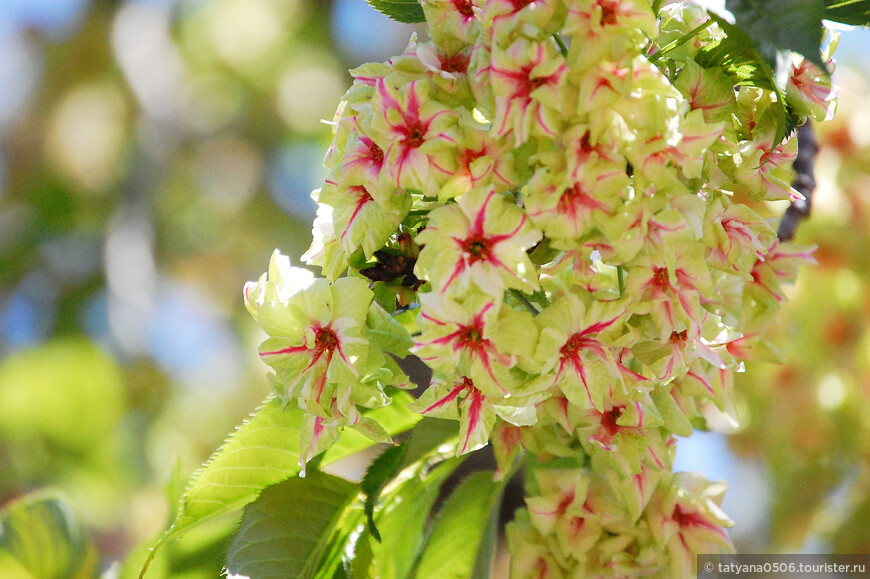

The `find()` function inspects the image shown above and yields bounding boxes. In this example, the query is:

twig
[777,122,818,241]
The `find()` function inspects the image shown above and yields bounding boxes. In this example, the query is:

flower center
[462,235,493,263]
[314,327,339,355]
[560,332,592,357]
[440,52,470,74]
[600,406,625,437]
[404,121,426,148]
[598,0,619,26]
[367,140,384,166]
[459,324,484,347]
[651,267,670,291]
[453,0,474,18]
[669,330,688,344]
[510,0,533,11]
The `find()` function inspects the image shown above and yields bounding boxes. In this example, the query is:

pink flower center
[523,73,549,96]
[669,330,687,344]
[598,0,620,25]
[462,234,494,263]
[560,332,595,359]
[459,324,484,346]
[557,183,604,214]
[510,0,533,11]
[453,0,474,18]
[440,52,470,74]
[403,120,427,149]
[367,140,384,166]
[651,267,670,291]
[314,327,339,356]
[600,405,625,437]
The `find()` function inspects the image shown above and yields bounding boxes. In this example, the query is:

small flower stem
[553,33,569,58]
[649,19,714,63]
[617,265,625,298]
[510,289,541,315]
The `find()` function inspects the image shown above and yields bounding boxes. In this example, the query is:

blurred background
[0,0,869,575]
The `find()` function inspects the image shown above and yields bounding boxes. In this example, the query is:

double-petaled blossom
[571,387,670,477]
[415,186,542,297]
[363,78,459,195]
[747,240,817,305]
[703,198,776,277]
[479,0,567,45]
[647,473,735,578]
[437,115,517,200]
[489,38,568,145]
[525,470,604,559]
[734,127,801,201]
[674,59,736,124]
[411,374,539,455]
[786,41,839,122]
[625,242,713,342]
[564,0,657,69]
[416,41,475,105]
[534,293,635,410]
[524,158,628,243]
[316,179,410,259]
[245,251,412,466]
[414,291,536,395]
[421,0,481,45]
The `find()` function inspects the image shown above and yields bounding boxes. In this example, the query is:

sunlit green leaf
[725,0,826,68]
[360,418,457,543]
[412,471,507,579]
[0,491,97,579]
[357,456,464,579]
[365,0,426,23]
[142,392,420,574]
[696,18,801,142]
[225,472,358,579]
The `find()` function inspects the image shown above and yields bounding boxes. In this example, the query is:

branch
[777,122,818,242]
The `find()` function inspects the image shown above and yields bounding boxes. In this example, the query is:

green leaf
[225,472,359,579]
[361,444,408,542]
[825,0,870,25]
[413,471,507,579]
[0,491,97,579]
[725,0,826,69]
[142,393,420,575]
[359,417,458,543]
[359,456,464,579]
[696,19,799,143]
[365,0,425,23]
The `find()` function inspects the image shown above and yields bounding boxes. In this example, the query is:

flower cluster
[245,0,837,575]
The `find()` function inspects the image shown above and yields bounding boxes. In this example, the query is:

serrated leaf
[696,18,799,143]
[142,393,420,575]
[825,0,870,25]
[0,491,97,579]
[412,471,507,579]
[365,0,426,23]
[359,417,458,543]
[726,0,826,69]
[361,444,408,542]
[359,456,464,579]
[225,472,358,579]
